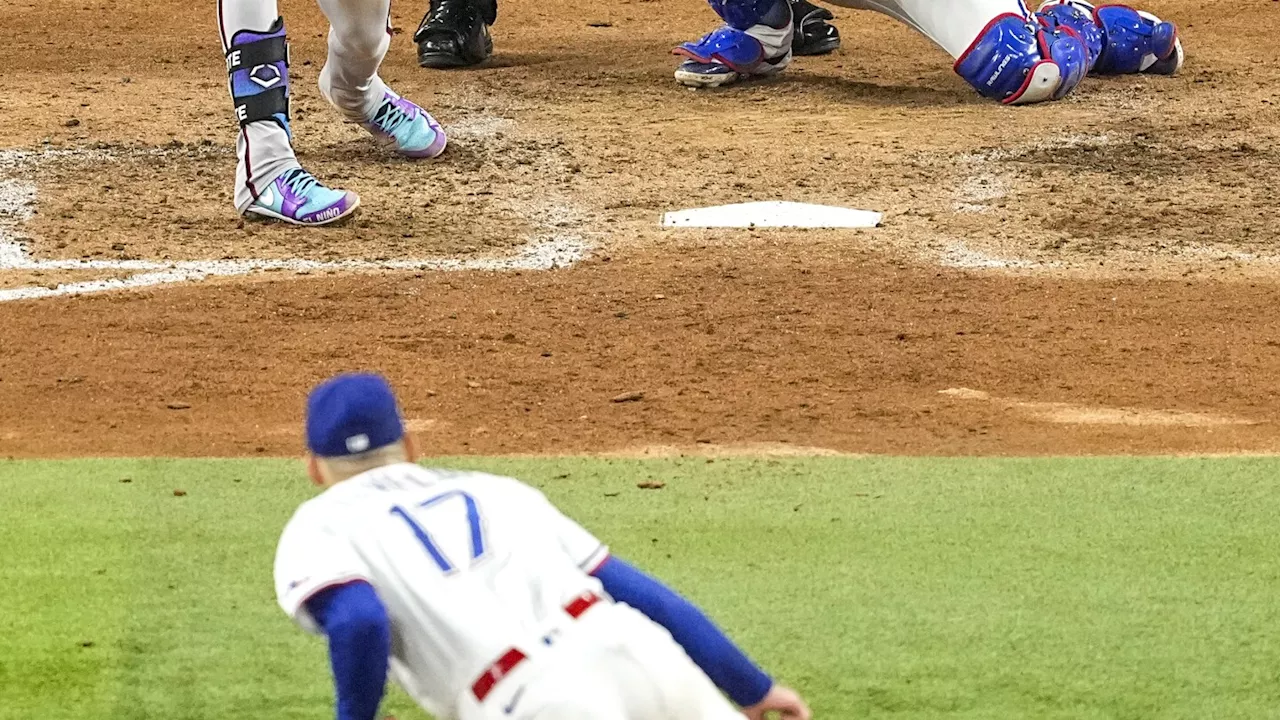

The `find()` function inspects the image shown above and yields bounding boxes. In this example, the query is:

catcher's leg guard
[954,13,1088,104]
[1037,1,1181,75]
[674,0,794,87]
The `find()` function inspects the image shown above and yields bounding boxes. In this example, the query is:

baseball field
[6,457,1280,718]
[4,0,1280,717]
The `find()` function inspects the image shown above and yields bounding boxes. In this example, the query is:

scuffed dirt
[1,0,1279,457]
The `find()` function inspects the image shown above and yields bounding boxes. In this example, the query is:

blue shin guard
[1092,4,1181,74]
[1036,1,1182,75]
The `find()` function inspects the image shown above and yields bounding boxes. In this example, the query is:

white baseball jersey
[273,463,611,719]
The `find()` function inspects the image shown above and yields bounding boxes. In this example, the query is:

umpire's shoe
[790,0,840,56]
[416,0,497,68]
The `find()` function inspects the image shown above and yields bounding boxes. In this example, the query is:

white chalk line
[0,143,592,303]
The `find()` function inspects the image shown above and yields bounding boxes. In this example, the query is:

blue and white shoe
[674,26,793,88]
[673,0,794,89]
[244,167,360,226]
[361,90,448,159]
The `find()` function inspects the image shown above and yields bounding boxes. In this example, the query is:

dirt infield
[1,0,1278,457]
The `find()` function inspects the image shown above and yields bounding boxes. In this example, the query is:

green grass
[4,457,1280,720]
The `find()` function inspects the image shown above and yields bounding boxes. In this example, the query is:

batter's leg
[316,0,448,158]
[217,0,359,224]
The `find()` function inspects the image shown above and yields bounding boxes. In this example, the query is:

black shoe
[415,0,497,68]
[790,0,840,56]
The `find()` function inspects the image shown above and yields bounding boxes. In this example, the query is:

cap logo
[345,434,371,453]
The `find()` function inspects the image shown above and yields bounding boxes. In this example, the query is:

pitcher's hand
[742,684,811,720]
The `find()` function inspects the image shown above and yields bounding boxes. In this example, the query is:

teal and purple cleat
[245,167,360,226]
[361,90,448,159]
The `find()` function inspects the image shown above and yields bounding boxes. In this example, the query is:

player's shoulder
[277,481,360,541]
[419,466,534,491]
[277,493,331,542]
[416,466,546,502]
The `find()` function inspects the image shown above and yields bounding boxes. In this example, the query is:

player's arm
[275,511,390,720]
[591,557,811,720]
[515,477,810,719]
[304,582,391,720]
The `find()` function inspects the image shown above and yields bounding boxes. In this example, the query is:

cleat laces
[371,99,417,136]
[280,168,320,198]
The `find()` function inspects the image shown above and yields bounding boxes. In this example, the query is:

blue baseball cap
[306,373,405,457]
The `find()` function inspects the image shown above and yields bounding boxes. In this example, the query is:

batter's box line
[0,237,591,303]
[0,146,592,303]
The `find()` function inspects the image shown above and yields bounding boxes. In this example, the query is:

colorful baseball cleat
[361,90,448,159]
[244,168,360,226]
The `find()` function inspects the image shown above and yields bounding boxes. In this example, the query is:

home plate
[661,201,882,229]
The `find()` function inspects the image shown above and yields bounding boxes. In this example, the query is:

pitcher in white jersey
[674,0,1183,104]
[274,373,811,720]
[218,0,448,226]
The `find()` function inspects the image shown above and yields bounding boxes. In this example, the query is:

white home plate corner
[662,201,882,229]
[0,147,590,304]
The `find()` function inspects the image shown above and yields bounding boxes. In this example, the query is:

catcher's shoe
[790,0,840,56]
[361,90,448,159]
[415,0,496,68]
[674,52,791,88]
[674,0,793,88]
[244,168,360,226]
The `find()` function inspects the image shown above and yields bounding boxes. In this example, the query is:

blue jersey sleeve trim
[591,556,773,707]
[305,581,391,720]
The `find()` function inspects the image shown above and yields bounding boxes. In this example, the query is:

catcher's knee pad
[226,17,291,136]
[1037,1,1181,75]
[954,13,1088,105]
[709,0,789,31]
